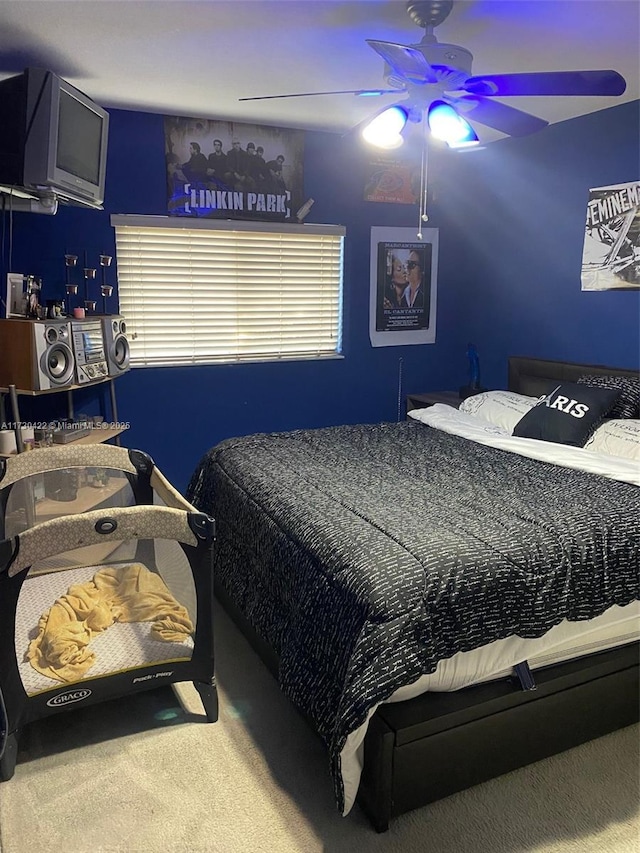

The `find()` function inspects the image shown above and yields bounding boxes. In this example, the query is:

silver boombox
[71,319,109,383]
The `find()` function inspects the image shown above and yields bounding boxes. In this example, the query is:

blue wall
[3,100,638,491]
[434,100,640,389]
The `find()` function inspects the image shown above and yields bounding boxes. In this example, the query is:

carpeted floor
[0,600,638,853]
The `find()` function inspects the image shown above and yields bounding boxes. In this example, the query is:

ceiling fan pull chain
[417,117,429,239]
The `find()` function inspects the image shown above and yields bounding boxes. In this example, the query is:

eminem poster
[164,116,304,221]
[581,180,640,290]
[369,226,438,347]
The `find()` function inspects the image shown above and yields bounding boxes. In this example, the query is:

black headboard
[508,356,639,397]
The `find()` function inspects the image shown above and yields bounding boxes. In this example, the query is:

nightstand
[406,391,461,415]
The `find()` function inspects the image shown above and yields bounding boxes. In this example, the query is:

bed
[186,356,640,832]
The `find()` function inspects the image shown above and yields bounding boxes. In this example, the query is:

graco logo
[46,689,92,707]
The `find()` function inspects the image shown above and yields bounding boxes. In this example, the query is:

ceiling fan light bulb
[362,106,408,148]
[428,100,478,145]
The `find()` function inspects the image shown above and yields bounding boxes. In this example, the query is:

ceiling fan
[240,0,627,148]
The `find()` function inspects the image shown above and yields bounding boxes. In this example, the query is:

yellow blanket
[26,563,194,683]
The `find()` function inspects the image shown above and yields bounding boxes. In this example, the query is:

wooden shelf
[35,477,130,520]
[0,376,114,396]
[0,426,128,458]
[0,373,127,457]
[59,426,128,445]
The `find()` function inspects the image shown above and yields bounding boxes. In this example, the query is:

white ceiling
[0,0,638,145]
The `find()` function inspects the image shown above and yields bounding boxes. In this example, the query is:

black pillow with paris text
[512,382,621,447]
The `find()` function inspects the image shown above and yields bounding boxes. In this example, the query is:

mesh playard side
[0,504,216,782]
[0,443,182,538]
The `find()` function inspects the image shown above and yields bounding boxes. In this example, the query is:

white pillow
[584,419,640,461]
[459,390,538,433]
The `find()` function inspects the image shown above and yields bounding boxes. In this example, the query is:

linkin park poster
[581,180,640,291]
[369,226,438,348]
[164,116,304,221]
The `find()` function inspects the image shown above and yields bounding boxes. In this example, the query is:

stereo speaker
[101,315,131,376]
[0,319,76,391]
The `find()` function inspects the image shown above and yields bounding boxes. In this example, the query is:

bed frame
[218,356,640,832]
[507,355,637,397]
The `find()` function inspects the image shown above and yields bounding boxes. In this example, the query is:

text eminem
[183,184,291,217]
[586,183,639,228]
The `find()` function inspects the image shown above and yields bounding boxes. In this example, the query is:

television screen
[57,90,103,186]
[0,67,109,209]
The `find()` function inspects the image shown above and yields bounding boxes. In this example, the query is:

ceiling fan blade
[366,39,438,84]
[453,95,548,137]
[462,70,626,97]
[239,88,401,102]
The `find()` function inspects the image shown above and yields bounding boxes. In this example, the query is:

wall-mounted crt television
[0,67,109,209]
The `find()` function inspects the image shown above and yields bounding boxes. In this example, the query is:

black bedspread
[187,420,640,811]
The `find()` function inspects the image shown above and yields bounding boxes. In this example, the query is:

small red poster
[364,154,419,205]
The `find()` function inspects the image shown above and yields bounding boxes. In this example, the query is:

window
[111,215,345,367]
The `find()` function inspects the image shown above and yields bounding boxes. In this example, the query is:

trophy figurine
[459,343,488,399]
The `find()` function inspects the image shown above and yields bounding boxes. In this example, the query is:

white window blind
[111,215,345,367]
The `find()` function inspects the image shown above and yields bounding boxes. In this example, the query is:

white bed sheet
[409,403,640,485]
[340,405,640,814]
